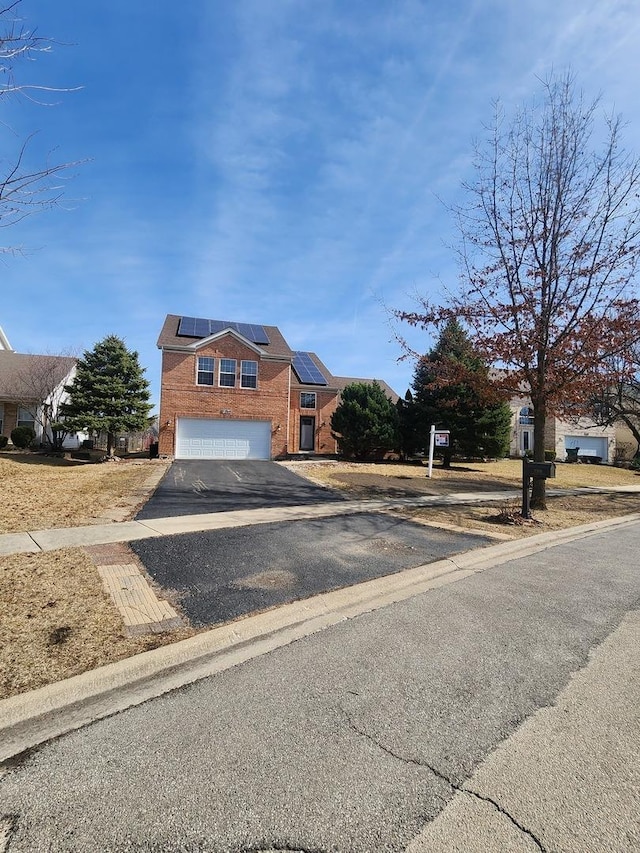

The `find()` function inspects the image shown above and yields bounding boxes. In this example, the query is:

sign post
[427,425,450,478]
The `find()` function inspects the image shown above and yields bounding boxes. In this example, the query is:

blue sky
[2,1,640,410]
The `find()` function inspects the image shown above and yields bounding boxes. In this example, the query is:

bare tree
[592,346,640,456]
[396,73,640,508]
[10,352,77,449]
[1,1,82,254]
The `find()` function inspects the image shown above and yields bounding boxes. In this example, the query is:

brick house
[157,314,397,459]
[509,392,616,463]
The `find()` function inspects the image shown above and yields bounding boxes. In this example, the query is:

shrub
[630,455,640,471]
[10,426,36,449]
[544,450,556,461]
[0,435,8,449]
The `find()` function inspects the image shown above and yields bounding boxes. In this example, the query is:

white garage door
[176,418,271,460]
[564,436,608,459]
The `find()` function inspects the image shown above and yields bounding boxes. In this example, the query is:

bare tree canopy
[592,344,640,455]
[0,350,76,448]
[0,1,82,253]
[396,73,640,507]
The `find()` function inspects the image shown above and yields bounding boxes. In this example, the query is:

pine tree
[61,336,152,456]
[330,382,398,460]
[412,319,511,466]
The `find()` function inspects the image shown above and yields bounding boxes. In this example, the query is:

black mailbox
[526,461,556,479]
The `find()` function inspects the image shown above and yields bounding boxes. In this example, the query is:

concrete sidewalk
[2,485,639,557]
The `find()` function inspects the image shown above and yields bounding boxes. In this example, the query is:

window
[197,356,215,386]
[17,408,35,429]
[519,406,534,425]
[241,360,258,389]
[219,358,237,387]
[300,392,316,409]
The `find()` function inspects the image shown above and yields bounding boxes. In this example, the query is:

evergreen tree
[61,336,152,456]
[412,319,511,466]
[330,382,398,460]
[395,389,418,460]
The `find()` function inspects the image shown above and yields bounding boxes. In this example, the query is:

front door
[299,416,315,451]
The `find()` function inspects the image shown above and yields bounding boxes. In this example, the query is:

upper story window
[300,392,316,409]
[17,407,35,428]
[241,360,258,389]
[519,406,534,425]
[197,356,215,386]
[219,358,237,387]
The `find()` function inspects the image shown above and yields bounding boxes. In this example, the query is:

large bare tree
[592,345,640,457]
[9,352,77,449]
[397,74,640,508]
[1,1,81,254]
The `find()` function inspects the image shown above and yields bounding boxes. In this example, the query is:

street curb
[1,512,639,764]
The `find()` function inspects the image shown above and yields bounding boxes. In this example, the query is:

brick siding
[158,338,292,457]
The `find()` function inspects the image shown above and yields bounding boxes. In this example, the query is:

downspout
[286,362,291,455]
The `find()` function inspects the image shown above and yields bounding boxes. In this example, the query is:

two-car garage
[175,417,272,460]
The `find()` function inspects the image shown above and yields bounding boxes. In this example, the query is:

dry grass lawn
[0,452,169,533]
[288,457,640,497]
[2,453,638,701]
[0,547,195,700]
[287,458,640,539]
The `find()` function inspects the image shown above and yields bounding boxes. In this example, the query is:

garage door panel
[564,436,607,459]
[176,418,271,460]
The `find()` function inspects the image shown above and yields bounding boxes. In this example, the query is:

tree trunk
[107,432,114,457]
[530,402,547,510]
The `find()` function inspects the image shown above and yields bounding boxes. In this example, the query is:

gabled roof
[157,314,293,360]
[0,352,76,400]
[290,351,336,389]
[157,314,399,400]
[332,375,399,404]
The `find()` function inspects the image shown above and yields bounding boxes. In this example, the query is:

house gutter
[286,364,291,454]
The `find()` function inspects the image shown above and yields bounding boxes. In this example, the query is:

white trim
[218,357,237,387]
[240,359,258,389]
[196,355,215,386]
[0,326,13,351]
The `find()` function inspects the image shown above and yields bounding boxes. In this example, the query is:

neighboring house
[157,314,397,459]
[509,392,616,463]
[614,420,639,461]
[0,326,84,449]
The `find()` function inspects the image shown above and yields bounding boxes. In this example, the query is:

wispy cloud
[3,0,640,404]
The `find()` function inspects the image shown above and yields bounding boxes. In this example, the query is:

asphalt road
[135,460,344,519]
[3,523,639,852]
[131,512,492,626]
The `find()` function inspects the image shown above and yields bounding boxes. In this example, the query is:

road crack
[341,709,547,852]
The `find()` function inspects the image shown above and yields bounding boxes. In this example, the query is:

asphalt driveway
[136,460,344,519]
[131,512,493,627]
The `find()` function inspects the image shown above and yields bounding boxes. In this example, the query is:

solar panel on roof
[177,317,270,345]
[292,351,327,386]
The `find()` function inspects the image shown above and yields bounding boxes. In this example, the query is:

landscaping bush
[10,426,36,449]
[0,435,8,449]
[544,450,556,461]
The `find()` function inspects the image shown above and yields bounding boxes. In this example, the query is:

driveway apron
[131,512,493,627]
[135,459,344,519]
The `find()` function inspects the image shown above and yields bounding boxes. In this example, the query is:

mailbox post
[521,458,556,518]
